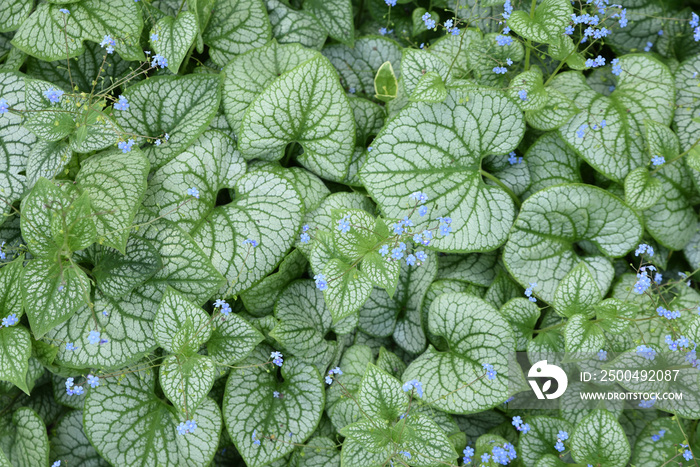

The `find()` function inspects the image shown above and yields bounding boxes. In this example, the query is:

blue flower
[481,453,491,462]
[1,313,18,327]
[114,95,129,111]
[518,90,528,101]
[300,232,310,243]
[0,98,8,115]
[418,205,428,216]
[651,155,665,166]
[87,374,100,388]
[59,9,69,14]
[270,351,283,367]
[644,41,653,52]
[636,344,656,360]
[88,330,101,345]
[273,391,280,397]
[405,254,416,266]
[684,450,693,461]
[635,243,654,257]
[243,239,258,247]
[496,35,513,46]
[503,0,513,19]
[150,33,159,42]
[314,274,328,291]
[379,27,388,35]
[493,66,507,74]
[554,441,565,452]
[422,12,436,29]
[177,419,197,435]
[337,214,351,233]
[151,54,168,68]
[409,191,428,203]
[385,0,396,5]
[524,282,537,302]
[597,349,607,361]
[508,151,522,165]
[692,12,699,28]
[65,342,76,351]
[399,451,411,460]
[118,139,135,153]
[558,430,569,441]
[349,87,355,93]
[576,124,587,138]
[52,461,61,467]
[639,396,656,408]
[482,363,497,380]
[415,250,427,262]
[617,8,628,27]
[187,187,200,199]
[564,25,574,35]
[379,244,389,256]
[100,35,116,54]
[402,379,423,397]
[44,87,65,103]
[252,429,261,446]
[155,139,161,146]
[511,416,522,426]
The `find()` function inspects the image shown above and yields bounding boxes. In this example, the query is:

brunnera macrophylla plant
[3,0,700,466]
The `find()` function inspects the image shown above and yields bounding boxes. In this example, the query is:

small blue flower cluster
[214,298,231,316]
[187,187,199,199]
[502,0,513,20]
[402,379,423,397]
[100,35,116,54]
[270,351,283,367]
[639,395,656,408]
[656,306,680,320]
[252,429,261,446]
[0,98,7,115]
[177,419,197,435]
[422,12,436,29]
[482,363,497,380]
[508,151,522,165]
[496,34,513,46]
[511,415,531,434]
[443,19,459,36]
[585,55,605,68]
[691,12,700,42]
[118,139,135,153]
[1,313,18,327]
[665,334,691,351]
[651,429,666,441]
[636,344,656,360]
[611,58,622,75]
[651,155,665,166]
[44,87,64,103]
[325,366,342,385]
[597,349,607,361]
[299,224,310,243]
[65,377,84,396]
[114,95,129,111]
[554,430,568,452]
[485,442,517,465]
[524,282,537,303]
[463,446,475,464]
[87,374,100,388]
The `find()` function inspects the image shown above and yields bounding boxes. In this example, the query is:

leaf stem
[480,170,521,208]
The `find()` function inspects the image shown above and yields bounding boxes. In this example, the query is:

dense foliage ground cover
[2,0,700,465]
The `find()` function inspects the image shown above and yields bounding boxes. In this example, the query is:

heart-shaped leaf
[361,88,525,252]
